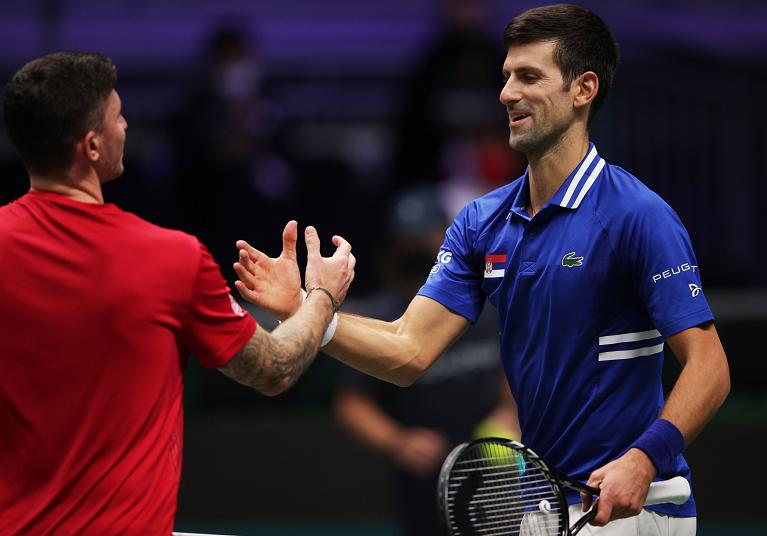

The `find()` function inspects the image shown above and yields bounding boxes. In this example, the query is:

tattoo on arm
[219,315,322,395]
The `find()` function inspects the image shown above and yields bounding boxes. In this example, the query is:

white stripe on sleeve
[598,343,665,361]
[599,329,662,345]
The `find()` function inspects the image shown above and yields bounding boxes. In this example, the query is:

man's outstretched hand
[234,220,302,320]
[303,225,355,308]
[234,221,356,320]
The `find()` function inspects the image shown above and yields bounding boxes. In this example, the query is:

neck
[29,166,104,204]
[525,127,590,216]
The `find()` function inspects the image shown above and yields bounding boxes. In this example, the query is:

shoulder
[591,163,682,228]
[454,179,522,232]
[105,208,212,279]
[116,209,202,254]
[0,198,21,230]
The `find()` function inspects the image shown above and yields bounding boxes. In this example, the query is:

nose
[499,80,522,107]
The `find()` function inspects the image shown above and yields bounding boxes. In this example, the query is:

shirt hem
[202,316,257,369]
[416,288,479,323]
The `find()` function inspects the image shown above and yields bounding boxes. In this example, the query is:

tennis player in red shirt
[0,51,354,534]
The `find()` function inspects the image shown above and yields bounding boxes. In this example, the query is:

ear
[573,71,599,111]
[81,130,100,163]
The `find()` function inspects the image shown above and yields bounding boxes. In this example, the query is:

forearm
[624,323,729,480]
[660,325,730,443]
[324,313,426,387]
[219,293,334,395]
[322,296,468,386]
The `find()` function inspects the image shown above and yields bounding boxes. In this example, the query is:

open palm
[234,221,302,320]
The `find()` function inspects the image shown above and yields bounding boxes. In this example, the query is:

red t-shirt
[0,191,257,534]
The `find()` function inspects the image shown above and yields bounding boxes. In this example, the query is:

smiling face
[499,40,583,155]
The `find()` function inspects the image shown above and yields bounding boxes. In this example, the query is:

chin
[101,165,125,184]
[508,135,535,154]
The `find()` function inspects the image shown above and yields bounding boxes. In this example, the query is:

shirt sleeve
[180,242,257,368]
[623,197,714,337]
[417,203,485,323]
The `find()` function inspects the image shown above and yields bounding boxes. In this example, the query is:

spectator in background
[392,0,525,210]
[334,186,518,536]
[171,25,295,273]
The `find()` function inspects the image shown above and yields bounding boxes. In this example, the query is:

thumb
[282,220,298,260]
[305,226,321,260]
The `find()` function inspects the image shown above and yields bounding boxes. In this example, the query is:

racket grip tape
[644,476,691,506]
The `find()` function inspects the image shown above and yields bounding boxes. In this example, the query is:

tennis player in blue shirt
[234,4,729,534]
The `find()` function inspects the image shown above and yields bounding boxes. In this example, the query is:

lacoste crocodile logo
[562,252,584,268]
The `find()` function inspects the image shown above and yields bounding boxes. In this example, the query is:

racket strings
[444,442,562,535]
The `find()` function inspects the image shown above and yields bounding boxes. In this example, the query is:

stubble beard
[508,117,570,159]
[97,151,125,184]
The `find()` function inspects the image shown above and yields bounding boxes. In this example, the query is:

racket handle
[645,476,691,506]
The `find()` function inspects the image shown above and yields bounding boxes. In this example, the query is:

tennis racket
[438,437,691,536]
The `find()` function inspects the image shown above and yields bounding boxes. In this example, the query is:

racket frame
[438,437,600,536]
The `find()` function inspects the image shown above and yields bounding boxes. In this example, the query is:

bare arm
[660,321,730,442]
[233,221,468,387]
[219,292,333,396]
[221,225,356,396]
[324,295,471,387]
[584,321,730,525]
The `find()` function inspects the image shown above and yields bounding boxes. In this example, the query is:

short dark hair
[3,52,117,176]
[503,4,619,123]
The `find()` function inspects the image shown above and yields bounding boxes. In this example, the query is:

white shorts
[519,505,696,535]
[567,505,696,536]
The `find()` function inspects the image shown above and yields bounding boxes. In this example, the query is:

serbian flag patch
[484,254,507,278]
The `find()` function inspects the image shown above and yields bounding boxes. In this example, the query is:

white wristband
[277,289,307,325]
[281,288,337,347]
[321,312,338,348]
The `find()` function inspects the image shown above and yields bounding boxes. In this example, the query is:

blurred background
[0,0,765,534]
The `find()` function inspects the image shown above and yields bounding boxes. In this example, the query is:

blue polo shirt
[419,144,713,517]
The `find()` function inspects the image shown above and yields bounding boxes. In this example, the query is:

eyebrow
[503,64,545,76]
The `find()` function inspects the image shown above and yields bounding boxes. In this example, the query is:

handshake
[232,220,356,323]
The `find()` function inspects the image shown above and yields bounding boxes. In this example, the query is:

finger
[238,249,257,273]
[331,235,352,257]
[234,279,257,301]
[233,263,257,289]
[592,499,611,526]
[348,252,356,272]
[236,240,267,263]
[586,470,603,490]
[580,491,592,512]
[331,234,349,248]
[282,220,298,261]
[305,226,321,260]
